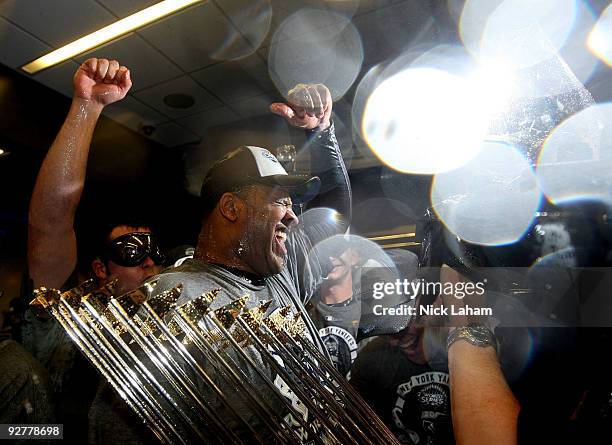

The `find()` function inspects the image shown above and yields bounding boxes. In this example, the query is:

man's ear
[91,258,109,280]
[218,192,241,222]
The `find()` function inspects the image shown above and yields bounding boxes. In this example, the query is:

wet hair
[78,216,154,270]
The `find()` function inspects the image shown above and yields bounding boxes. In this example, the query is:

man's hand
[73,58,131,107]
[270,83,332,131]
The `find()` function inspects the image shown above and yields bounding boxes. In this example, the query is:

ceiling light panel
[22,0,204,74]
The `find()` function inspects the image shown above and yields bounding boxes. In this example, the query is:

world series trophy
[31,280,400,445]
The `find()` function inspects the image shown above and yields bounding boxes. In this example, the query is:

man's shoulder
[153,260,267,306]
[152,260,219,304]
[156,260,213,283]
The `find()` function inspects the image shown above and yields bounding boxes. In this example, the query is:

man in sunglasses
[91,225,166,295]
[22,58,165,442]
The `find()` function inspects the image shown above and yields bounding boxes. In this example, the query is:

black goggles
[104,232,166,267]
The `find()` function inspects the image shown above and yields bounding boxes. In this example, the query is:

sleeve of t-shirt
[285,124,352,304]
[304,122,352,222]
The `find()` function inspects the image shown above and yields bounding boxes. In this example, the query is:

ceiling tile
[76,34,182,91]
[34,60,80,97]
[215,0,272,53]
[275,0,409,19]
[0,16,50,68]
[138,1,255,72]
[190,54,276,104]
[95,0,160,17]
[177,106,240,136]
[0,0,115,47]
[270,0,361,16]
[149,121,200,147]
[133,75,222,119]
[102,95,168,135]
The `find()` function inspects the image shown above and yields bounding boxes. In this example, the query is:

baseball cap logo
[260,149,279,163]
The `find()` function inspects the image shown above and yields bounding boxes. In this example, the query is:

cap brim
[260,174,321,204]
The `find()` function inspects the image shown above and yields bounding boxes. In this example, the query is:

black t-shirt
[350,337,455,445]
[309,291,361,377]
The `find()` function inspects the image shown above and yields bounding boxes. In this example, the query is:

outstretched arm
[28,58,132,289]
[270,84,351,223]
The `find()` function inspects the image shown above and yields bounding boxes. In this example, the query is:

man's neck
[320,276,353,305]
[194,224,256,275]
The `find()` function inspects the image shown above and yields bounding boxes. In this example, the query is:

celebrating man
[26,58,350,443]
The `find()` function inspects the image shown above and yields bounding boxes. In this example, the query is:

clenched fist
[270,83,332,131]
[73,58,131,107]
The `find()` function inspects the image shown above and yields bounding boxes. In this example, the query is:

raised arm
[28,58,131,288]
[270,84,351,223]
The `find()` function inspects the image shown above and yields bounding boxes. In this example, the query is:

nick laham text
[373,304,492,317]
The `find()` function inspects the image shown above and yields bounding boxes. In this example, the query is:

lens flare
[351,63,386,161]
[213,0,272,60]
[431,141,542,246]
[460,0,577,70]
[362,67,488,174]
[306,234,398,287]
[268,9,363,100]
[537,103,612,205]
[588,3,612,66]
[559,0,599,87]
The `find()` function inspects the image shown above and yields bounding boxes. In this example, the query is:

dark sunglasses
[104,232,165,267]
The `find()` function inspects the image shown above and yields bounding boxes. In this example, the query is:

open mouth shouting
[274,224,288,256]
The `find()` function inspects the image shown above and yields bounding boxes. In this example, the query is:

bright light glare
[431,141,541,246]
[537,103,612,205]
[362,68,488,174]
[588,4,612,66]
[466,66,517,114]
[460,0,577,70]
[22,0,204,74]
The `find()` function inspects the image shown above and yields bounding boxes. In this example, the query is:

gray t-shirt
[136,220,336,441]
